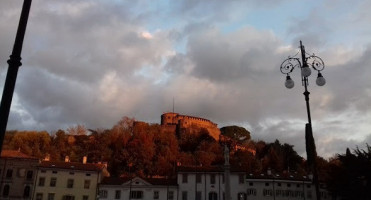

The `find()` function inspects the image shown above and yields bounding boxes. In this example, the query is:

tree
[67,124,88,135]
[9,131,51,159]
[220,126,251,142]
[327,146,371,200]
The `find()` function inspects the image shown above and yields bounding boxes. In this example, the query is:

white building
[98,177,178,200]
[177,165,330,200]
[98,165,330,200]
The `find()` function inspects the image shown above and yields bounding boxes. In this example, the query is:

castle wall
[161,112,221,140]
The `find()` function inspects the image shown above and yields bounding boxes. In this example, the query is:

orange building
[161,112,221,140]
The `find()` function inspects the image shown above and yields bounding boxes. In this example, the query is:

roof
[101,177,177,186]
[177,165,312,182]
[0,150,39,160]
[40,161,106,172]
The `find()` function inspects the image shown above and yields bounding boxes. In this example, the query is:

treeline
[3,117,371,199]
[3,117,305,177]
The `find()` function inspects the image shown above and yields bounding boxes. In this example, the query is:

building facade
[98,177,178,200]
[0,150,39,200]
[177,166,330,200]
[97,166,330,200]
[33,160,109,200]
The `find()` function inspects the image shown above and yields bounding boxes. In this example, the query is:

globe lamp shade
[285,75,294,89]
[316,72,326,86]
[301,65,312,77]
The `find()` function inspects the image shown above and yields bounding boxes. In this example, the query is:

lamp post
[0,0,32,153]
[279,41,326,200]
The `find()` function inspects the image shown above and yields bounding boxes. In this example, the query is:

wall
[0,155,39,200]
[33,166,102,200]
[161,113,221,140]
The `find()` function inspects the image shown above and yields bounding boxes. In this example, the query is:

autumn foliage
[4,116,371,198]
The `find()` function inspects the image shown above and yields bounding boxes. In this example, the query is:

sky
[1,0,371,158]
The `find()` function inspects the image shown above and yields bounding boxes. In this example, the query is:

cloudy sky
[1,0,370,158]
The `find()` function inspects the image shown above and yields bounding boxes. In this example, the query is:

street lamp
[279,41,326,200]
[0,0,33,153]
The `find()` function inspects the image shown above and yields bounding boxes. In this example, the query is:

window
[86,173,91,176]
[63,195,75,200]
[50,177,57,187]
[222,174,224,183]
[196,191,202,200]
[48,193,55,200]
[209,192,217,200]
[153,191,159,199]
[246,189,256,196]
[3,185,10,197]
[99,190,107,198]
[182,173,188,183]
[39,177,45,186]
[276,190,283,197]
[67,179,74,188]
[52,171,57,174]
[182,191,187,200]
[69,172,74,175]
[168,191,174,200]
[82,195,88,200]
[263,189,273,196]
[36,193,43,200]
[26,170,33,180]
[210,174,216,184]
[196,174,202,183]
[295,191,304,198]
[277,182,281,186]
[307,184,311,188]
[248,182,253,186]
[238,174,244,184]
[320,191,328,199]
[265,182,270,186]
[23,185,31,198]
[115,190,121,199]
[84,180,91,189]
[297,184,301,188]
[287,183,291,187]
[6,169,13,179]
[307,191,312,199]
[237,193,247,200]
[130,191,143,199]
[41,170,46,173]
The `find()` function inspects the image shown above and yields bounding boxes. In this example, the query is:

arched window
[238,193,247,200]
[23,185,31,198]
[3,185,10,197]
[208,192,217,200]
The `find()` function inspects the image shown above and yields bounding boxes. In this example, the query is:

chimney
[65,156,70,162]
[267,168,272,176]
[83,156,87,164]
[44,154,50,161]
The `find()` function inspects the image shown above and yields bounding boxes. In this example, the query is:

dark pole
[0,0,32,152]
[299,41,321,200]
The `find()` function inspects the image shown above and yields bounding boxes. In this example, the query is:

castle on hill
[160,112,221,140]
